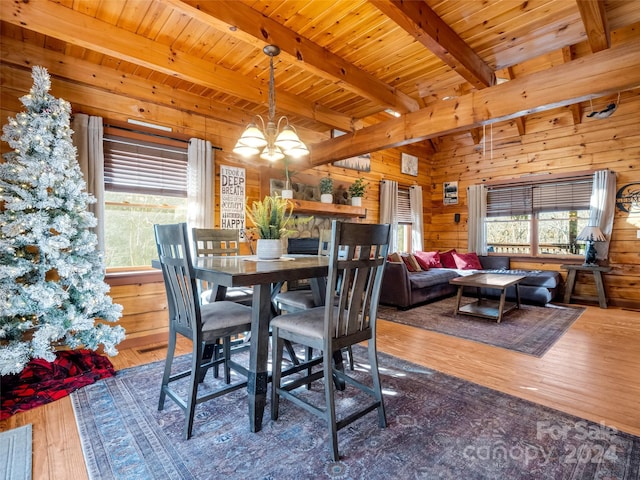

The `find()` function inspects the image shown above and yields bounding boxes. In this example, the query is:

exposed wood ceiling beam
[562,46,583,124]
[0,38,249,126]
[175,0,419,115]
[371,0,495,89]
[505,67,526,135]
[1,0,355,132]
[576,0,610,53]
[310,38,640,165]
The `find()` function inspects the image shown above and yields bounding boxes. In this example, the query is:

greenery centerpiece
[246,195,297,259]
[319,176,334,204]
[348,177,369,206]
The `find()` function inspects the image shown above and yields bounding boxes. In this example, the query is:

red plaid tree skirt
[1,349,115,420]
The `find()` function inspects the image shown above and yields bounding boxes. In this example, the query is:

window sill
[106,268,163,286]
[492,254,584,264]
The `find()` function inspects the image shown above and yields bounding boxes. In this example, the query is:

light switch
[637,230,640,239]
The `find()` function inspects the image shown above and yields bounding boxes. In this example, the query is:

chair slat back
[324,221,390,341]
[192,228,241,257]
[155,223,201,338]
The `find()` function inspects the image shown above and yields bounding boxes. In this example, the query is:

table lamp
[576,225,606,266]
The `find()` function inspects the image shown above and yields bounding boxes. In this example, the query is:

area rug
[0,423,32,480]
[71,348,640,480]
[377,296,585,356]
[1,349,115,420]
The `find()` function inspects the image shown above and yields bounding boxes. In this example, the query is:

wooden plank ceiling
[2,0,640,165]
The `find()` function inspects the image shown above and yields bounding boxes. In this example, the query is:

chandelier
[233,45,309,162]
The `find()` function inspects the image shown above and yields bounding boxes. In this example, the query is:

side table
[561,264,612,309]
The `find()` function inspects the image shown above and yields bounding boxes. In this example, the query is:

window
[103,131,188,269]
[485,176,593,257]
[396,188,413,252]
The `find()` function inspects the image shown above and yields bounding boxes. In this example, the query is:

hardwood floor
[1,304,639,479]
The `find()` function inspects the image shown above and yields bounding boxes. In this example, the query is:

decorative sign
[220,165,246,239]
[401,153,418,176]
[615,183,640,213]
[443,181,458,205]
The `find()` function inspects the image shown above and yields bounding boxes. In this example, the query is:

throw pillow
[439,249,458,268]
[400,255,416,272]
[452,251,483,270]
[414,250,440,269]
[402,253,422,272]
[388,252,403,263]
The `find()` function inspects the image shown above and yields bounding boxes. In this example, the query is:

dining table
[191,254,329,433]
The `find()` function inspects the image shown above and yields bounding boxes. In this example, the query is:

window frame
[484,172,594,259]
[102,125,189,273]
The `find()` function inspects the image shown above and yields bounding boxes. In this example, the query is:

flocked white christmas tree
[0,66,124,375]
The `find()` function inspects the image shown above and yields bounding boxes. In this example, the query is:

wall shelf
[289,199,366,218]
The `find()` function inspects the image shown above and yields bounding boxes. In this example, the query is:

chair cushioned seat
[270,306,332,340]
[274,290,317,311]
[200,301,252,341]
[201,287,253,305]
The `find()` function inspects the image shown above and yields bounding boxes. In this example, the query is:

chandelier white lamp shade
[233,45,309,162]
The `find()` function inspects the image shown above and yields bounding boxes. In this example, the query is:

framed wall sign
[331,129,371,172]
[220,165,247,239]
[443,181,458,205]
[401,153,418,176]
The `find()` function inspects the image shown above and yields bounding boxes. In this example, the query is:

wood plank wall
[2,52,639,347]
[429,89,640,309]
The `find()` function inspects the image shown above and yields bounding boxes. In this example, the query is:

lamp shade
[232,141,260,156]
[237,123,268,149]
[260,145,285,162]
[275,125,303,152]
[287,143,310,158]
[576,225,606,242]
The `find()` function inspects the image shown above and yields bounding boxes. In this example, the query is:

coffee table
[449,273,525,323]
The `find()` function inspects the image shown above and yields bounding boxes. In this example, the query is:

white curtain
[187,138,214,229]
[409,185,424,252]
[467,184,487,254]
[589,169,616,260]
[379,180,398,252]
[72,114,105,252]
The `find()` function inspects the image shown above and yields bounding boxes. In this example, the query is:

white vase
[321,193,333,204]
[256,238,282,260]
[351,196,362,207]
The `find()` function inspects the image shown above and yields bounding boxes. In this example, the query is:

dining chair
[154,223,253,439]
[192,228,253,306]
[270,220,391,460]
[274,229,353,370]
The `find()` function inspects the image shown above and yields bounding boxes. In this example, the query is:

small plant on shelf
[319,177,334,204]
[348,177,369,198]
[319,176,333,194]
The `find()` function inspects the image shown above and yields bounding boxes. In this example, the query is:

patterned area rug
[71,348,640,479]
[377,296,585,356]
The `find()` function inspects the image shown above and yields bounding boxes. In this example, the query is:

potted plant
[319,176,334,203]
[348,177,369,207]
[245,195,295,259]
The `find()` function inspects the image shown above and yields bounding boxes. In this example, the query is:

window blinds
[397,188,413,223]
[487,177,593,217]
[104,135,188,197]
